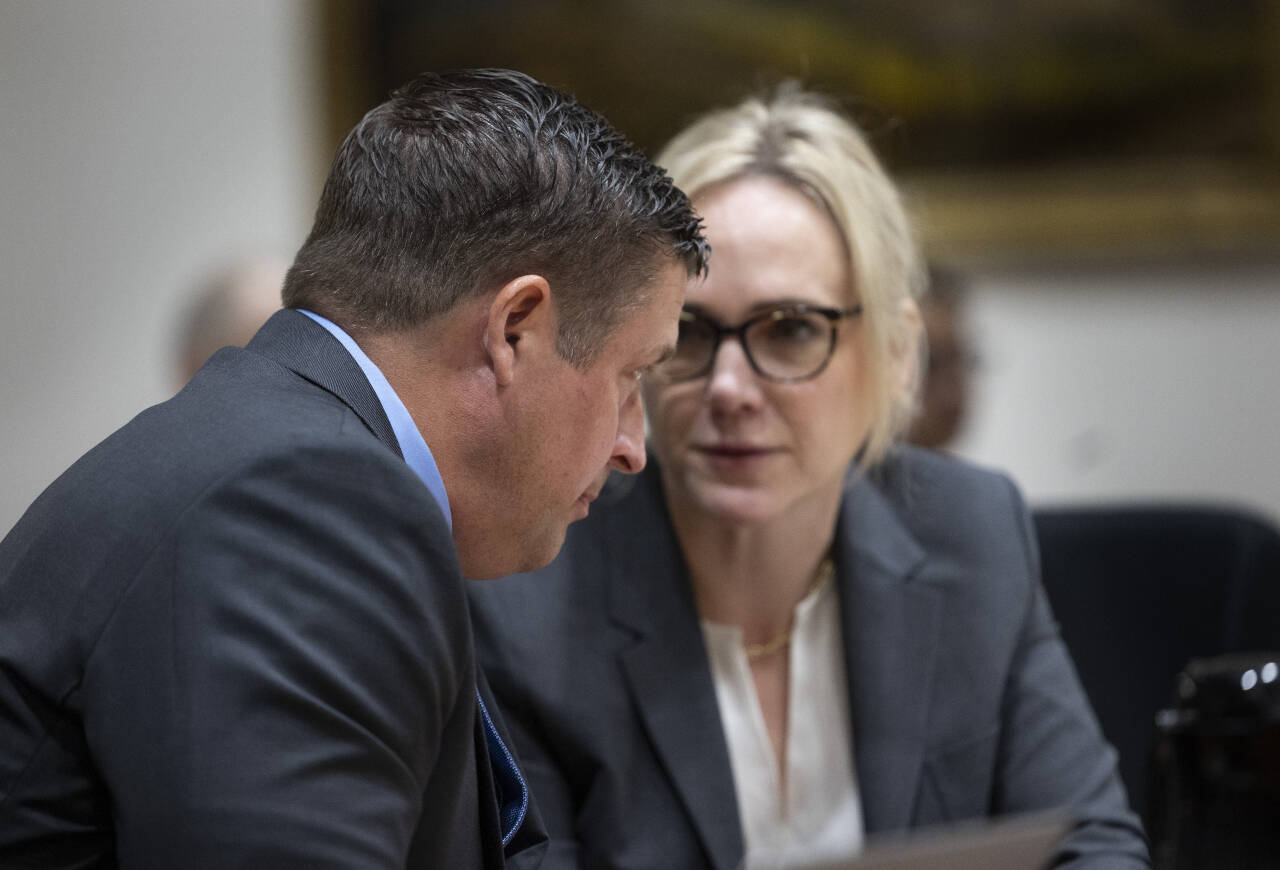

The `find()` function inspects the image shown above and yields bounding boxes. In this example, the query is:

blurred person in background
[172,255,287,389]
[905,264,977,451]
[0,68,706,869]
[471,85,1149,870]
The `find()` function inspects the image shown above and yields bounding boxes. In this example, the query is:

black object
[1147,652,1280,869]
[1033,505,1280,819]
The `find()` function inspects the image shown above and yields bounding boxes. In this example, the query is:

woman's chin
[678,479,787,527]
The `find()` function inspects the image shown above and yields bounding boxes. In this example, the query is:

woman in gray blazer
[470,87,1150,870]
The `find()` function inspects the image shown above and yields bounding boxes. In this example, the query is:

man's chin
[523,524,571,573]
[464,524,569,580]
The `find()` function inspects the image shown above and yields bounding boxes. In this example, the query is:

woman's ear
[893,296,924,400]
[482,274,553,387]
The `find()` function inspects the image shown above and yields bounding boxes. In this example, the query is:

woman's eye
[768,315,820,343]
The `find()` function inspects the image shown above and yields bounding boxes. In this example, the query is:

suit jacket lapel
[245,309,402,458]
[835,466,940,834]
[605,468,744,870]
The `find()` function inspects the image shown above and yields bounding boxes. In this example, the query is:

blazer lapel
[245,309,402,458]
[605,469,744,870]
[835,467,940,834]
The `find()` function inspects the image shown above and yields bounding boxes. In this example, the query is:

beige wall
[952,263,1280,524]
[0,1,321,535]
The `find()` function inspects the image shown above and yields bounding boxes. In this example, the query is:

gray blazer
[0,310,545,868]
[470,447,1149,869]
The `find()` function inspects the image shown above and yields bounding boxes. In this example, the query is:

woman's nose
[705,338,763,413]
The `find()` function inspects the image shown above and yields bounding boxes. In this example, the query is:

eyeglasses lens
[657,315,717,381]
[747,312,833,380]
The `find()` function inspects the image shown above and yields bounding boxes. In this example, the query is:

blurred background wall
[955,265,1280,518]
[1,0,1277,535]
[0,2,320,535]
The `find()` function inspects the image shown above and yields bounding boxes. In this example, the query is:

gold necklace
[743,557,835,661]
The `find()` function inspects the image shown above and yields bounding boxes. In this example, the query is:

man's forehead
[612,268,684,361]
[648,262,687,336]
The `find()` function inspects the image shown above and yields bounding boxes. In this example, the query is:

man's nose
[608,388,646,474]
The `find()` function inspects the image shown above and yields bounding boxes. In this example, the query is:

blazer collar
[245,309,402,458]
[604,466,744,870]
[604,459,940,862]
[835,462,941,833]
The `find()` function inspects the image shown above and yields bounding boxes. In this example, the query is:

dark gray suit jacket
[0,310,546,868]
[470,448,1149,870]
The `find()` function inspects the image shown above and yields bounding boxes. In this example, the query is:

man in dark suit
[0,69,707,868]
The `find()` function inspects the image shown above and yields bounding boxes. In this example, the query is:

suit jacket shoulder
[0,310,528,868]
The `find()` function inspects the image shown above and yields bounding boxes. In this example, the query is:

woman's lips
[695,444,778,468]
[700,445,771,456]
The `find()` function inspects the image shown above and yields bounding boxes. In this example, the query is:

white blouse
[701,577,864,870]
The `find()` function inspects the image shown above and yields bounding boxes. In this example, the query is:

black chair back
[1033,505,1280,819]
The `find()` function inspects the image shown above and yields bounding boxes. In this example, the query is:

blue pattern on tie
[476,690,529,846]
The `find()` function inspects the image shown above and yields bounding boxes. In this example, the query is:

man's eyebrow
[649,343,677,367]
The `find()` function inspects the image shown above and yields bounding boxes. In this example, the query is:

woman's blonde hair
[657,85,924,467]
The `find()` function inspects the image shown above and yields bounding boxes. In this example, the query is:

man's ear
[482,274,554,387]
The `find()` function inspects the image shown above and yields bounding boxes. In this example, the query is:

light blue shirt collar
[299,310,452,530]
